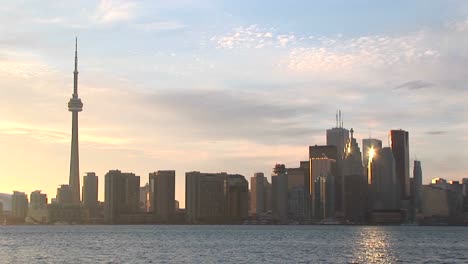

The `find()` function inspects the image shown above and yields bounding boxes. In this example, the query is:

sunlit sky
[1,0,467,207]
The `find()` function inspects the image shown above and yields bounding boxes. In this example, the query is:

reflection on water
[352,227,398,263]
[0,225,467,263]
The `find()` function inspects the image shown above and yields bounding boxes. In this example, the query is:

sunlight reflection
[351,227,398,263]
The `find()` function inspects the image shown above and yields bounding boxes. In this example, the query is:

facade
[104,170,140,224]
[362,138,383,165]
[48,203,88,224]
[250,172,265,216]
[11,191,28,222]
[272,164,288,223]
[149,170,176,222]
[309,145,337,219]
[390,129,410,199]
[186,172,227,224]
[68,38,83,204]
[370,147,399,210]
[225,174,249,223]
[27,190,48,224]
[56,184,73,204]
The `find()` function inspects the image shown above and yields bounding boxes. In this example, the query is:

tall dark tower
[68,38,83,204]
[390,129,409,199]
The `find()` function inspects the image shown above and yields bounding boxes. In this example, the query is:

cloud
[93,0,136,24]
[212,25,295,49]
[426,131,447,135]
[135,21,187,32]
[395,80,434,90]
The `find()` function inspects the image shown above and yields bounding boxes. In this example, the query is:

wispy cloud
[212,25,295,49]
[134,21,187,32]
[395,80,434,90]
[93,0,136,24]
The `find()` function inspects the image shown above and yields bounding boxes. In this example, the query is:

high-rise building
[82,172,98,207]
[225,174,249,223]
[309,145,337,219]
[362,138,383,165]
[185,172,227,224]
[68,38,83,204]
[272,164,288,223]
[326,115,349,215]
[390,129,410,199]
[28,190,48,224]
[413,160,423,212]
[0,202,3,222]
[343,129,366,223]
[370,147,399,210]
[149,170,175,222]
[56,185,73,204]
[11,191,28,221]
[250,172,265,215]
[139,183,150,212]
[104,170,140,224]
[287,162,310,221]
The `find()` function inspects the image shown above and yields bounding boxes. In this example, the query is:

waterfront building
[390,129,410,199]
[68,38,84,204]
[27,190,48,224]
[326,111,349,215]
[0,202,3,223]
[104,170,140,224]
[56,184,73,204]
[186,172,227,224]
[413,160,423,213]
[82,172,99,217]
[287,162,309,221]
[272,164,288,223]
[11,191,28,222]
[309,145,337,219]
[369,147,399,210]
[149,170,176,222]
[250,172,265,216]
[225,174,249,223]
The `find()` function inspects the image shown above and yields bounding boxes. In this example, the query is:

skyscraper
[250,172,265,215]
[370,147,399,210]
[82,172,99,217]
[11,191,28,222]
[326,112,349,215]
[28,190,48,223]
[68,38,83,204]
[390,129,410,199]
[287,162,310,221]
[104,170,140,224]
[56,184,73,204]
[413,160,423,212]
[271,164,288,223]
[149,170,176,222]
[225,174,249,223]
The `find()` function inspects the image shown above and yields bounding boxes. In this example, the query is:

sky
[0,0,467,207]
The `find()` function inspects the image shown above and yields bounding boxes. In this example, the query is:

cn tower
[68,37,83,204]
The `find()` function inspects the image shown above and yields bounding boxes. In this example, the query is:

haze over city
[1,0,467,207]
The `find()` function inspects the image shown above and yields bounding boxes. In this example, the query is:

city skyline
[1,1,467,207]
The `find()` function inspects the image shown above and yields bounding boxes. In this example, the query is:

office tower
[309,145,337,219]
[390,129,410,199]
[272,164,288,223]
[343,129,366,222]
[56,185,73,204]
[149,170,175,222]
[68,38,83,204]
[28,190,48,223]
[370,147,399,210]
[225,174,249,223]
[326,111,349,215]
[82,172,98,207]
[250,172,265,215]
[363,138,383,184]
[11,191,28,221]
[185,172,227,224]
[413,160,423,212]
[287,162,310,221]
[104,170,140,224]
[264,177,272,212]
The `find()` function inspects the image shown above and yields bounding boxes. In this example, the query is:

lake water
[0,225,467,263]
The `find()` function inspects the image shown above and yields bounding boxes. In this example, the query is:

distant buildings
[56,184,73,204]
[250,172,266,216]
[413,160,423,213]
[287,162,309,221]
[369,147,399,210]
[11,191,28,222]
[149,170,176,222]
[104,170,140,224]
[186,171,248,224]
